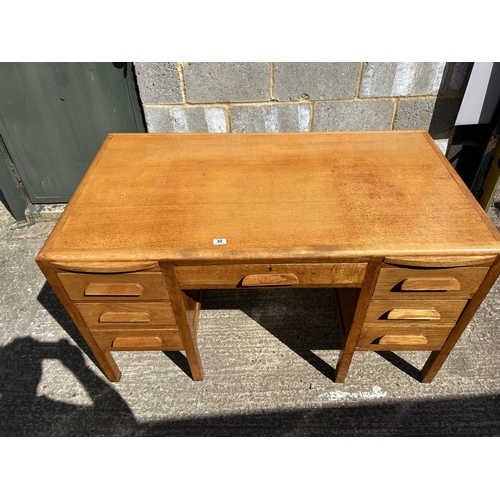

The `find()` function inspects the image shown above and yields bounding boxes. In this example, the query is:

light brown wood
[34,131,500,384]
[387,308,440,320]
[241,273,299,286]
[357,324,453,350]
[335,258,383,382]
[176,263,367,289]
[365,299,467,323]
[37,132,500,264]
[85,282,144,297]
[76,302,177,329]
[400,277,460,292]
[51,261,161,272]
[35,259,122,382]
[163,262,204,380]
[379,334,427,345]
[57,272,169,301]
[333,288,361,339]
[99,311,151,323]
[384,255,497,267]
[91,328,183,351]
[112,336,162,348]
[373,267,488,299]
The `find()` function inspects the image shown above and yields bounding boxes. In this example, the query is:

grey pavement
[1,192,500,436]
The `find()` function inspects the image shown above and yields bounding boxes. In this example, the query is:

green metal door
[0,62,145,220]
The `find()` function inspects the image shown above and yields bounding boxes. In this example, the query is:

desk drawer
[358,324,453,350]
[76,302,177,329]
[176,263,367,289]
[373,267,488,299]
[91,328,183,351]
[58,272,169,301]
[365,299,467,324]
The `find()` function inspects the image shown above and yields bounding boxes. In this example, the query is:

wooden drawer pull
[99,312,151,323]
[112,336,162,348]
[387,308,441,320]
[400,277,460,292]
[241,273,299,286]
[85,283,144,297]
[379,334,428,345]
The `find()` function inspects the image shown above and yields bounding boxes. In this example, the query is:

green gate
[0,62,145,220]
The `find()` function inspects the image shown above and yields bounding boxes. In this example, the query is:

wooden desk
[36,131,500,383]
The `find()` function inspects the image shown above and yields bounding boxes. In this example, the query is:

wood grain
[57,272,169,301]
[400,277,460,292]
[91,328,183,351]
[384,255,497,267]
[241,273,299,286]
[176,263,367,289]
[365,299,467,323]
[373,267,488,299]
[76,302,177,329]
[37,132,500,264]
[357,324,454,350]
[386,308,441,320]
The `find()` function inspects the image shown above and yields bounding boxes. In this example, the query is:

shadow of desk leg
[420,255,500,383]
[334,258,382,383]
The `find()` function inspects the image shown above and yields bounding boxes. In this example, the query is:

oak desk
[36,131,500,383]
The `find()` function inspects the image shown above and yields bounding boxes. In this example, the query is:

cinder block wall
[134,62,471,149]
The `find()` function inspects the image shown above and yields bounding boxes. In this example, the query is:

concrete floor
[1,192,500,436]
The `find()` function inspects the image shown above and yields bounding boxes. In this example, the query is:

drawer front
[91,328,183,351]
[58,272,169,301]
[373,267,488,299]
[358,324,453,350]
[365,299,468,324]
[176,263,367,289]
[76,302,177,329]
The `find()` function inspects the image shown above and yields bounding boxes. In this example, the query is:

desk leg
[420,256,500,383]
[161,263,204,381]
[335,259,382,383]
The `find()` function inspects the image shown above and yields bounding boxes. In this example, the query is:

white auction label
[213,238,227,245]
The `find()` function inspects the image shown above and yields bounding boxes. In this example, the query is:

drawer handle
[241,273,299,286]
[112,336,162,348]
[85,283,144,297]
[400,277,460,292]
[379,334,428,345]
[99,312,151,323]
[387,308,441,320]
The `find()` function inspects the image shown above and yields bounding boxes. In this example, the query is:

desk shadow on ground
[0,337,137,436]
[199,288,421,382]
[1,336,499,436]
[6,288,500,436]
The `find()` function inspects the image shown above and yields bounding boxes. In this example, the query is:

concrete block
[313,100,393,131]
[274,63,359,101]
[134,62,183,104]
[360,62,446,97]
[395,98,461,137]
[144,106,227,133]
[183,63,270,103]
[394,98,435,131]
[231,103,311,133]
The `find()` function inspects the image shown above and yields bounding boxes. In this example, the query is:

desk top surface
[39,131,500,263]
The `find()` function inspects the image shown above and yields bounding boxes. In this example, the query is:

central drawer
[175,263,368,289]
[76,302,177,329]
